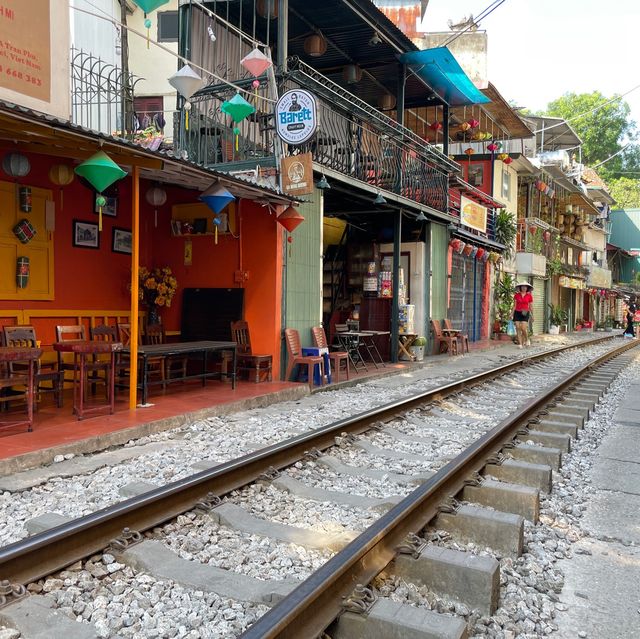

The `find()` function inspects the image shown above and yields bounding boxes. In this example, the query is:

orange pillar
[129,165,140,409]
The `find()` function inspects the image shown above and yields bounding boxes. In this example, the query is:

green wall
[430,222,448,324]
[283,189,323,371]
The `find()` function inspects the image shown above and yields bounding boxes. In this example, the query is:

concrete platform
[554,374,640,639]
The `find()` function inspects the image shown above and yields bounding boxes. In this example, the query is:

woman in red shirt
[513,282,533,349]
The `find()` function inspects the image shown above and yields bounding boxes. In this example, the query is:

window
[157,11,179,43]
[501,168,511,200]
[468,163,484,187]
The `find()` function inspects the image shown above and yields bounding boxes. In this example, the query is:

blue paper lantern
[200,183,235,215]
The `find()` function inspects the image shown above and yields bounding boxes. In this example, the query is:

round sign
[275,89,318,145]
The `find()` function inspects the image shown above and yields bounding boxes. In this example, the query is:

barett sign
[275,89,317,145]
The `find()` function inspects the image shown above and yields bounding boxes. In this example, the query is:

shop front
[558,275,585,329]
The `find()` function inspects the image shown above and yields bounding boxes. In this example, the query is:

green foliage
[494,210,517,259]
[544,92,636,172]
[494,273,515,330]
[608,177,640,208]
[548,303,568,326]
[525,227,543,254]
[413,336,427,346]
[546,235,563,276]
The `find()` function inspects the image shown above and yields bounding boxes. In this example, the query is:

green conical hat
[75,151,126,193]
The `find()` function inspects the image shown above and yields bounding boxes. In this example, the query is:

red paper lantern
[429,121,443,131]
[487,142,498,152]
[450,238,461,252]
[276,206,305,233]
[467,118,480,128]
[502,156,513,165]
[463,243,473,256]
[464,148,474,156]
[459,122,471,132]
[475,248,485,260]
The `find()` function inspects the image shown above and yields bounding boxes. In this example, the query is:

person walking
[513,281,533,349]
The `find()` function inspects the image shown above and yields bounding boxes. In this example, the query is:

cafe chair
[3,325,64,409]
[443,319,469,354]
[230,320,272,383]
[311,326,349,382]
[146,324,188,384]
[56,324,110,399]
[430,320,458,356]
[284,328,324,389]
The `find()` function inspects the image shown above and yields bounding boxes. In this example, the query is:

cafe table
[53,341,122,420]
[0,346,41,432]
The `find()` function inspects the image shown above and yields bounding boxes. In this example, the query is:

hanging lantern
[502,156,513,165]
[240,47,272,78]
[463,244,474,256]
[200,183,235,215]
[543,230,551,242]
[221,93,256,151]
[168,65,205,130]
[487,142,498,153]
[482,250,490,263]
[467,118,480,129]
[475,247,485,260]
[493,141,503,151]
[19,187,32,213]
[378,94,396,111]
[277,206,305,233]
[464,148,474,156]
[303,34,327,57]
[342,64,363,84]
[49,164,74,186]
[429,121,443,132]
[131,0,170,48]
[456,240,466,254]
[459,122,471,132]
[450,238,461,252]
[2,153,30,178]
[497,153,508,162]
[257,0,278,19]
[471,131,484,141]
[146,185,167,228]
[74,151,126,231]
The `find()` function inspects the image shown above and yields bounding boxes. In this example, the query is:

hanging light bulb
[373,191,387,206]
[416,211,427,222]
[316,175,330,190]
[207,25,216,42]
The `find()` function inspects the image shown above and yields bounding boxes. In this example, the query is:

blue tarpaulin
[398,47,491,107]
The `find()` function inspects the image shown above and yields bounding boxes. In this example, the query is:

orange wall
[0,148,284,374]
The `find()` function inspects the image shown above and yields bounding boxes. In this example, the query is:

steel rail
[0,336,620,585]
[241,339,638,639]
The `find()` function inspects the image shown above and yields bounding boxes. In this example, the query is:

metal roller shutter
[532,278,546,334]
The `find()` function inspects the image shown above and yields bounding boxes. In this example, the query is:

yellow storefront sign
[460,195,487,234]
[559,275,585,290]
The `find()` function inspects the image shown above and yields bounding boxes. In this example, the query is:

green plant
[548,303,568,326]
[413,336,427,346]
[525,227,544,254]
[605,315,615,328]
[494,273,515,331]
[494,210,517,260]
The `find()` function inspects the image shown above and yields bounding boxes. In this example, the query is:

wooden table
[53,341,122,420]
[121,340,237,406]
[0,346,41,432]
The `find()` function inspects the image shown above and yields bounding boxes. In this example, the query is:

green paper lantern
[221,93,255,124]
[131,0,170,13]
[74,151,126,194]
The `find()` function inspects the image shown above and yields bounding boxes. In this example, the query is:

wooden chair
[430,320,458,356]
[230,320,272,383]
[443,319,469,354]
[312,326,349,382]
[284,328,324,389]
[56,325,110,399]
[146,324,188,383]
[3,326,64,409]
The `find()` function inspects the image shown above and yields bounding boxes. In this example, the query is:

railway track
[0,335,636,638]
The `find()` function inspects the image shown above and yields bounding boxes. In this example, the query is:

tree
[608,177,640,209]
[543,91,639,180]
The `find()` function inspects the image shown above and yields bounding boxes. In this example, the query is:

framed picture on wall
[73,220,100,249]
[94,194,117,217]
[468,163,484,187]
[112,227,132,254]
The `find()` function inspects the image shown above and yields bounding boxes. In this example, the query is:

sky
[422,0,640,126]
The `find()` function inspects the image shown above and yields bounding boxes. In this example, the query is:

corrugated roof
[0,100,295,202]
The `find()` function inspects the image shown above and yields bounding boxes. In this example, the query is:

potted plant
[410,336,427,361]
[605,315,614,332]
[493,273,515,339]
[548,304,567,335]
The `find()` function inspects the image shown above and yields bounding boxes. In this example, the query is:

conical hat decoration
[74,151,126,193]
[131,0,170,12]
[241,47,272,78]
[200,183,235,215]
[168,64,205,100]
[221,93,256,123]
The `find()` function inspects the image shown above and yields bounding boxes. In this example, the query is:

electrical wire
[441,0,508,47]
[590,143,632,169]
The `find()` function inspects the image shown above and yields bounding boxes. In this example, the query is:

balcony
[516,252,547,277]
[586,264,612,289]
[176,58,456,214]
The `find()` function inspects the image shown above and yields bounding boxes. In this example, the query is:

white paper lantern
[145,186,167,207]
[2,153,30,177]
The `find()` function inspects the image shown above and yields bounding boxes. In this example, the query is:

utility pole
[120,0,134,136]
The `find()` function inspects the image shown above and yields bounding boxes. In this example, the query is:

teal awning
[398,47,491,107]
